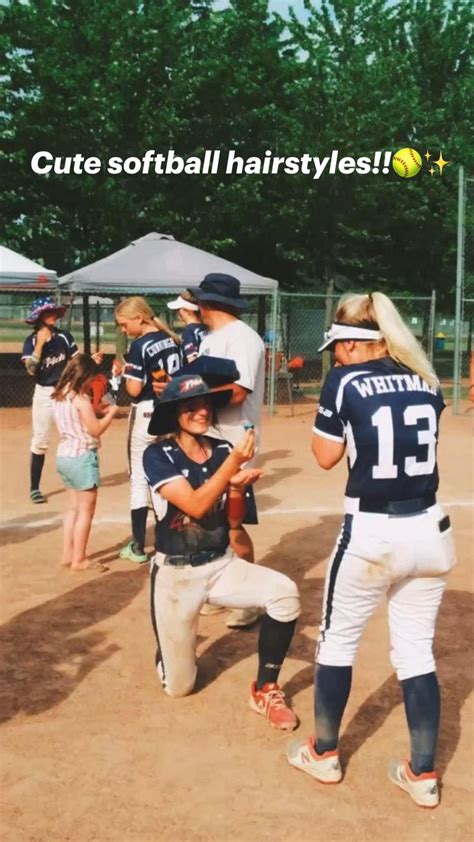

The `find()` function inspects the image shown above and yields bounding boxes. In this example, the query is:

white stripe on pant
[127,399,156,510]
[150,548,300,697]
[317,503,456,681]
[31,384,54,454]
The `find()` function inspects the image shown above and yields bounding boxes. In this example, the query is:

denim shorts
[57,449,100,490]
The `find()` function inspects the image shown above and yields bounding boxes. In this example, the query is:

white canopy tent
[0,245,58,289]
[59,232,280,412]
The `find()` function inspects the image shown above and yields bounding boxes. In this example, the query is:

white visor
[167,295,200,312]
[318,322,382,352]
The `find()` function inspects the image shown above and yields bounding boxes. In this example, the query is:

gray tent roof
[0,245,57,290]
[59,233,278,294]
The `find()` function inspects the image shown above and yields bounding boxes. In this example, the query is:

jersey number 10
[371,404,437,479]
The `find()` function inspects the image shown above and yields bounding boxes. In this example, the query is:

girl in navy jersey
[288,292,456,809]
[115,296,181,563]
[143,374,300,729]
[22,297,79,503]
[166,291,208,363]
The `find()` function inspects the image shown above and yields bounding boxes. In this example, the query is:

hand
[151,375,171,396]
[91,352,104,364]
[36,325,53,346]
[232,429,256,466]
[103,403,119,418]
[229,467,263,491]
[112,358,124,375]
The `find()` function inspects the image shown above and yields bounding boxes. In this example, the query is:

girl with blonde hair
[115,296,181,563]
[288,292,455,809]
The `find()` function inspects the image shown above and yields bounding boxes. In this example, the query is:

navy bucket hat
[148,375,233,436]
[187,273,249,311]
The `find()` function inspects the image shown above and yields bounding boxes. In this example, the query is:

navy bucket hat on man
[25,296,67,325]
[187,273,249,311]
[148,375,233,436]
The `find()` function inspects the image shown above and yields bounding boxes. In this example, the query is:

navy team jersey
[22,329,79,386]
[123,331,181,403]
[181,323,208,364]
[314,357,445,501]
[143,437,232,555]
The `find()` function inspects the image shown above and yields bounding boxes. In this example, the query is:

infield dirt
[1,405,472,842]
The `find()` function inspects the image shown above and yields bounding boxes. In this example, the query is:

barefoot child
[52,354,118,570]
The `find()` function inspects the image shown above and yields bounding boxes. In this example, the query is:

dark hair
[52,354,98,401]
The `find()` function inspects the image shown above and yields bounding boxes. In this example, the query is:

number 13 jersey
[314,357,445,501]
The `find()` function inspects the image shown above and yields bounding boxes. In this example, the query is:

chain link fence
[1,287,468,410]
[0,292,277,407]
[275,292,436,407]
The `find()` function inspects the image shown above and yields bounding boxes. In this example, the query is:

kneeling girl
[143,375,300,730]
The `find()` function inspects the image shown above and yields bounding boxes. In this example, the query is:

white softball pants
[127,400,156,510]
[150,548,300,697]
[317,502,456,681]
[31,384,54,454]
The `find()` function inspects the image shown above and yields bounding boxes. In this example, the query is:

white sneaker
[287,737,342,784]
[200,603,226,616]
[226,607,261,628]
[388,760,439,808]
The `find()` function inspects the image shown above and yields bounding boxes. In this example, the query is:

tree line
[2,0,473,304]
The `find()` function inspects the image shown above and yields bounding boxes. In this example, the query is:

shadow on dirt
[0,567,147,723]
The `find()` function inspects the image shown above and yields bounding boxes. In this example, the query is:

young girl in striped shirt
[52,354,118,570]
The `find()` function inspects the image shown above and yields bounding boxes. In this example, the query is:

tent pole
[83,295,91,355]
[268,289,278,416]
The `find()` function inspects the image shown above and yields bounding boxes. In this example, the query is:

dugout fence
[0,288,469,411]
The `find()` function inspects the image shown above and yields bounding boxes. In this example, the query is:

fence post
[83,295,91,356]
[95,300,100,353]
[453,166,466,414]
[322,275,334,382]
[268,288,278,416]
[428,289,436,363]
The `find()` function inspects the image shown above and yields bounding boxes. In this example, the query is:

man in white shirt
[188,274,266,628]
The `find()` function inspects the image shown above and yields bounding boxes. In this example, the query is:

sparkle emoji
[433,151,449,175]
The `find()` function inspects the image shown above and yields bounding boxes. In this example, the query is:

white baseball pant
[317,502,456,681]
[150,548,300,697]
[31,384,55,454]
[127,399,156,510]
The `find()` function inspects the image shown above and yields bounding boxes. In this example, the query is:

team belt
[358,493,436,515]
[163,549,223,567]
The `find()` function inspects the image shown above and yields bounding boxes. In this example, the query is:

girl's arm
[226,467,263,528]
[74,394,118,437]
[158,431,256,520]
[311,433,345,470]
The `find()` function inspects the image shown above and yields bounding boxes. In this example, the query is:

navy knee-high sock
[314,664,352,754]
[256,615,297,689]
[131,507,148,554]
[30,453,45,491]
[402,672,440,775]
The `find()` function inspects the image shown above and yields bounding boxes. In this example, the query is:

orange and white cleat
[287,737,342,784]
[249,681,298,731]
[388,760,439,808]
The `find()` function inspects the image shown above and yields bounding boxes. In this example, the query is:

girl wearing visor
[143,374,300,730]
[287,292,455,808]
[166,291,208,363]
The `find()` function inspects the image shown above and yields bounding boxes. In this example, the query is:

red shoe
[249,681,298,731]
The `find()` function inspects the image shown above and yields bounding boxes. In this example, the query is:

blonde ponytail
[335,292,438,388]
[115,296,180,344]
